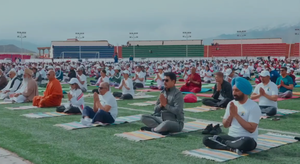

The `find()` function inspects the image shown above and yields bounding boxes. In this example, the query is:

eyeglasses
[162,79,169,82]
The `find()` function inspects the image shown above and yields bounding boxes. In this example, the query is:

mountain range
[0,23,299,52]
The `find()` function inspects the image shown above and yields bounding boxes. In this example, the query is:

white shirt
[96,76,110,85]
[99,91,118,120]
[39,69,47,79]
[17,69,24,76]
[203,70,212,82]
[241,68,250,78]
[184,70,191,80]
[253,81,278,108]
[134,71,146,85]
[119,78,134,96]
[155,72,164,87]
[78,74,88,90]
[2,76,21,92]
[66,89,85,111]
[223,99,261,141]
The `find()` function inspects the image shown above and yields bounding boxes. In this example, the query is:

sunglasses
[99,87,106,90]
[46,74,50,76]
[162,79,169,82]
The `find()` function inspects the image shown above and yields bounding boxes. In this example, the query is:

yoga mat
[6,106,38,110]
[54,114,142,130]
[202,84,216,88]
[0,101,13,104]
[196,94,213,98]
[182,88,212,94]
[175,83,185,86]
[116,95,156,101]
[22,112,72,118]
[184,105,223,113]
[136,89,161,92]
[293,92,300,96]
[115,121,217,141]
[182,133,298,162]
[128,101,156,106]
[253,96,300,102]
[260,109,299,119]
[295,85,300,88]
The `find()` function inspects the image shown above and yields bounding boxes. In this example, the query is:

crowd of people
[0,57,299,154]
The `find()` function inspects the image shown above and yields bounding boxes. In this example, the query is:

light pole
[295,28,300,58]
[17,31,26,60]
[75,32,84,59]
[129,32,138,58]
[183,32,191,57]
[237,30,246,57]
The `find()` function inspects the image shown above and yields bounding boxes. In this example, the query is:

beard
[233,94,245,101]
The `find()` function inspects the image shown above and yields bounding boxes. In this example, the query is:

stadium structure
[46,38,300,60]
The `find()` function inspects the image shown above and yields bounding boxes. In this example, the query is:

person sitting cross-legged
[140,72,184,135]
[11,68,39,103]
[203,77,261,154]
[32,70,63,108]
[202,72,233,108]
[56,78,84,114]
[180,67,202,93]
[276,66,294,98]
[81,82,118,126]
[251,71,278,116]
[113,70,134,99]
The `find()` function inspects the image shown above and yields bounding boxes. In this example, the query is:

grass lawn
[0,80,300,164]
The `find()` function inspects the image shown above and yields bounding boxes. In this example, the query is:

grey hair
[100,82,110,90]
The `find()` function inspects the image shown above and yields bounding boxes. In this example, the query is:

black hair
[164,72,176,82]
[101,70,106,74]
[281,66,287,71]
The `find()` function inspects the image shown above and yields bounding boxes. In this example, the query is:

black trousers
[133,82,144,89]
[202,98,231,108]
[260,106,277,116]
[203,135,257,152]
[113,92,133,100]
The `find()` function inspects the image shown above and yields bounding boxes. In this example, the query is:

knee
[202,135,211,146]
[83,106,93,112]
[202,98,209,104]
[141,114,150,123]
[267,107,277,116]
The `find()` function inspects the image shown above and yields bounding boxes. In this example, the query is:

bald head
[47,70,56,81]
[99,82,110,95]
[191,67,196,74]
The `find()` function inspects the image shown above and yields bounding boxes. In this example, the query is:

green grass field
[1,80,300,164]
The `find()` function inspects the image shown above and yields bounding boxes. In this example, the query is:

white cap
[224,68,232,76]
[259,71,270,77]
[123,70,129,74]
[97,66,102,69]
[47,66,53,69]
[184,65,189,68]
[244,63,248,66]
[157,66,163,69]
[68,78,80,85]
[114,66,120,70]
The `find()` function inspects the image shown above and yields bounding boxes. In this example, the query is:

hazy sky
[1,0,299,46]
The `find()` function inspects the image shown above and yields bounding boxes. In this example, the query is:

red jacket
[186,73,202,88]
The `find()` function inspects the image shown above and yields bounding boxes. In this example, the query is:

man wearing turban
[203,77,261,154]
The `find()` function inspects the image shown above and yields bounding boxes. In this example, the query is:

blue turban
[231,77,252,95]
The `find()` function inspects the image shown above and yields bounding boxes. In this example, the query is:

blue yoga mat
[295,85,300,88]
[182,88,212,94]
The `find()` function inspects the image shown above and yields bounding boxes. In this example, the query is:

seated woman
[150,66,164,90]
[92,70,110,93]
[203,65,212,83]
[180,67,202,93]
[113,70,134,99]
[56,78,84,114]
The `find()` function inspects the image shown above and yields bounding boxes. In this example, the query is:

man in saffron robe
[180,67,202,93]
[33,70,63,107]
